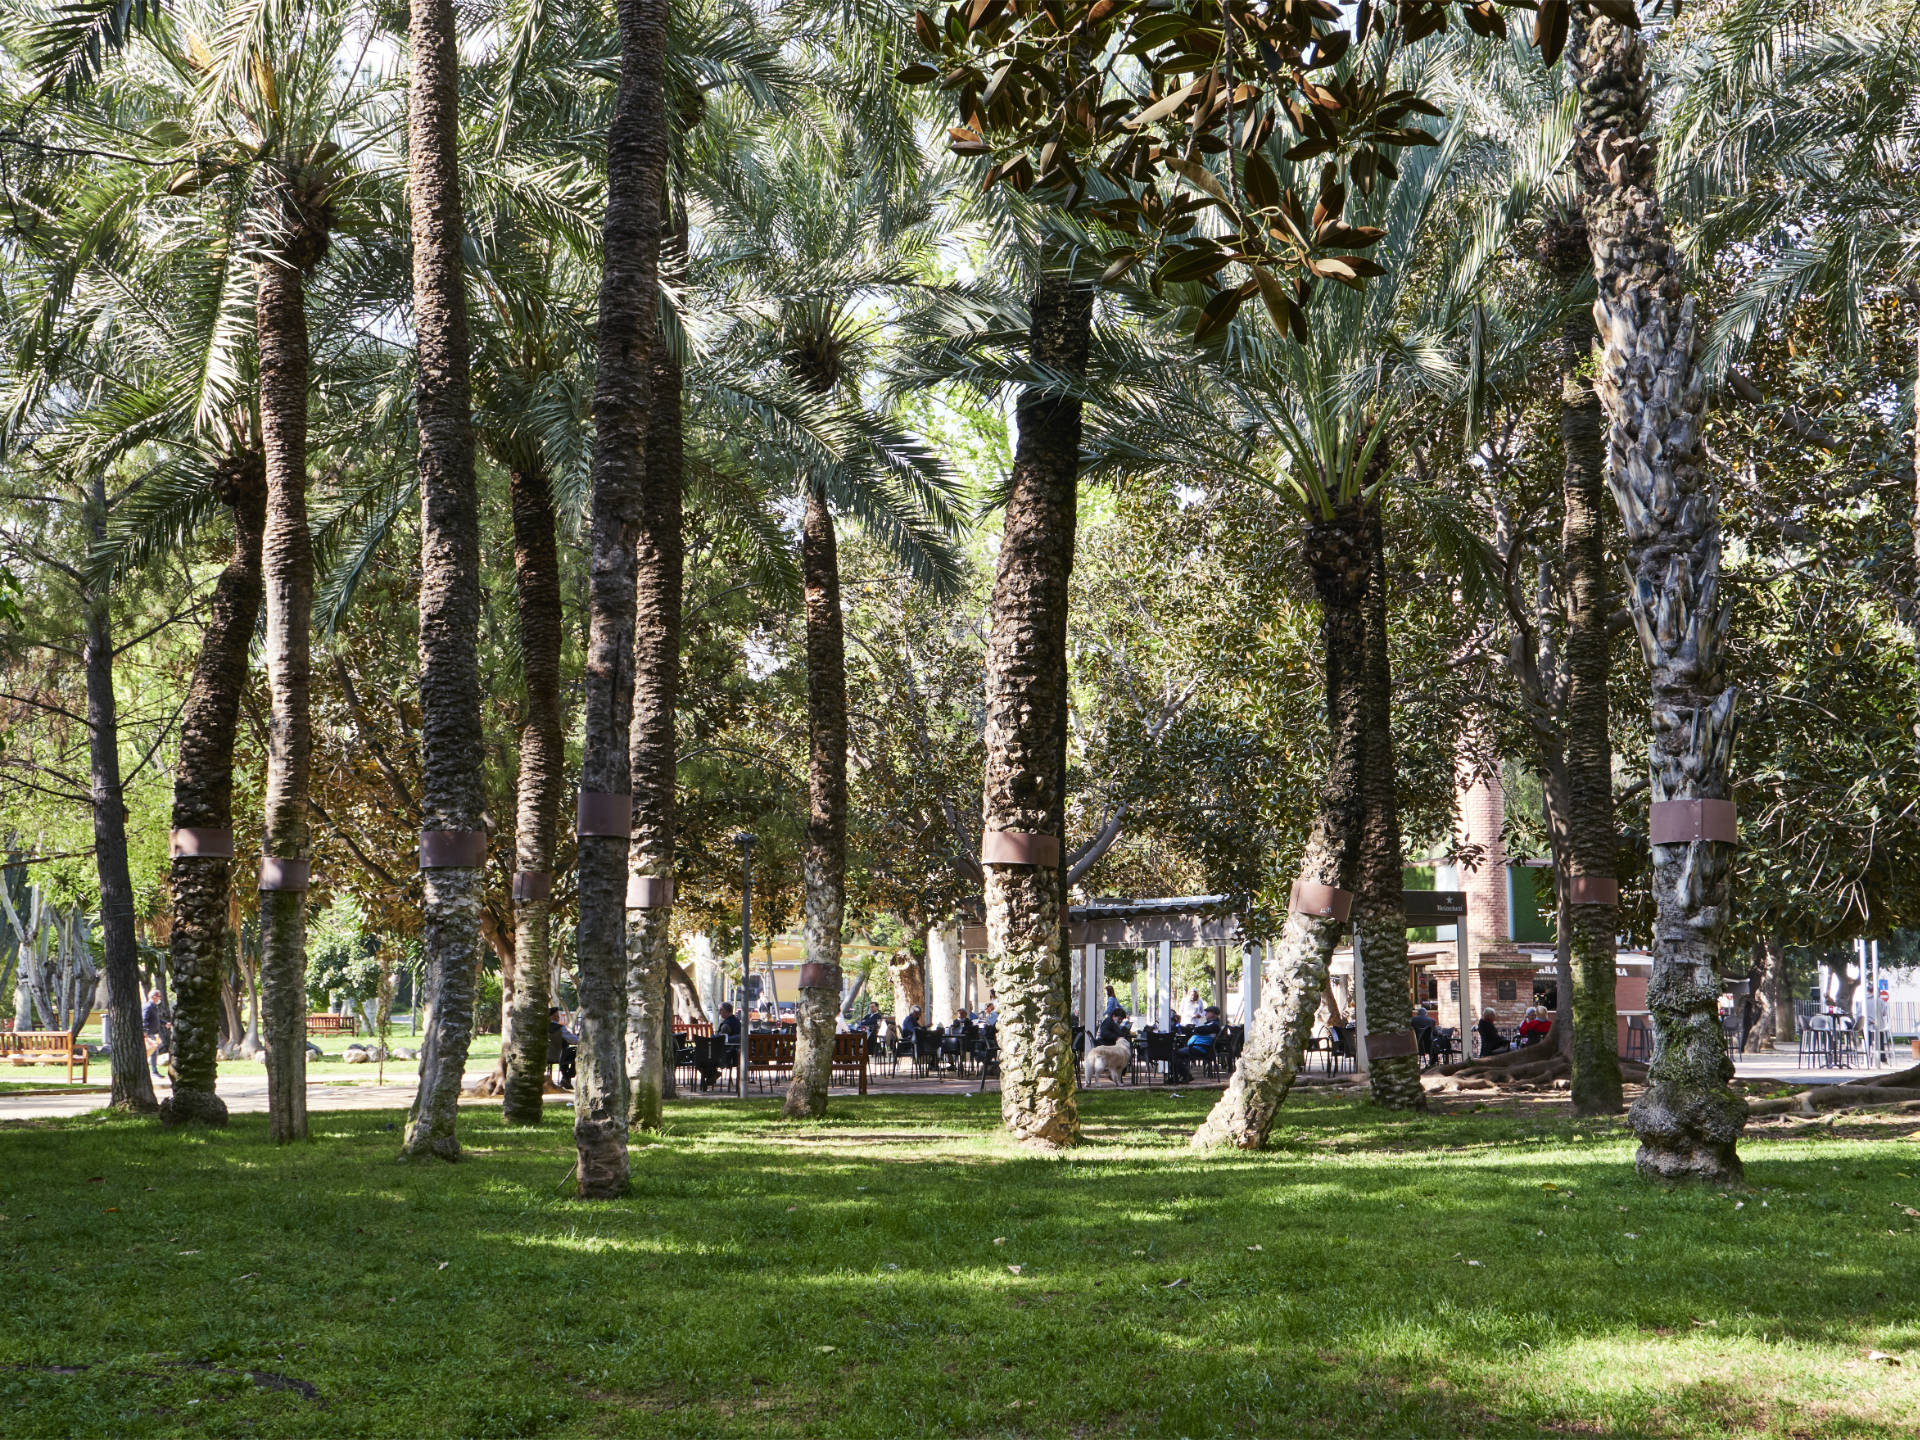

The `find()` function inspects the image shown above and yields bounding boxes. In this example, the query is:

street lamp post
[735,832,754,1101]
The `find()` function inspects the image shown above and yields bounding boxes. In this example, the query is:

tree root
[1747,1085,1920,1118]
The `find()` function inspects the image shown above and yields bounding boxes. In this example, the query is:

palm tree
[1573,13,1746,1182]
[399,0,488,1161]
[161,448,266,1126]
[685,105,967,1120]
[575,0,670,1198]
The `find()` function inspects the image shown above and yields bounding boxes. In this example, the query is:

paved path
[3,1050,1904,1124]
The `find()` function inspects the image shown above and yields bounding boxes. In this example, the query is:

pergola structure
[952,891,1479,1052]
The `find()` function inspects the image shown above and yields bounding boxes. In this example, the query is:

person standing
[141,989,172,1077]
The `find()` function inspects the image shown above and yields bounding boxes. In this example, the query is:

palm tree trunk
[576,0,668,1196]
[1194,503,1370,1148]
[84,479,157,1115]
[1355,504,1423,1111]
[161,451,266,1127]
[1545,214,1626,1116]
[982,271,1090,1150]
[785,483,847,1119]
[403,0,486,1162]
[502,458,563,1124]
[1575,15,1745,1182]
[626,292,683,1131]
[255,251,316,1145]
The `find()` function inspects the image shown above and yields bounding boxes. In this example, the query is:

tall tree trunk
[625,283,683,1130]
[255,245,318,1145]
[982,271,1090,1150]
[403,0,486,1162]
[502,457,564,1124]
[1354,504,1423,1111]
[576,0,668,1197]
[84,479,157,1115]
[1193,503,1370,1148]
[1575,16,1745,1183]
[1549,212,1627,1116]
[785,484,847,1119]
[161,451,266,1127]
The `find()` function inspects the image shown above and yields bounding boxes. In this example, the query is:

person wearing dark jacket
[142,990,171,1075]
[547,1006,578,1088]
[1476,1008,1508,1057]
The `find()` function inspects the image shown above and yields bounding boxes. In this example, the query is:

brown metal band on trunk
[1565,875,1620,905]
[170,828,235,859]
[258,857,310,892]
[981,830,1060,867]
[1289,880,1354,921]
[576,791,632,838]
[1365,1029,1419,1060]
[1649,798,1738,846]
[798,962,837,990]
[511,870,554,902]
[625,875,673,909]
[418,829,488,869]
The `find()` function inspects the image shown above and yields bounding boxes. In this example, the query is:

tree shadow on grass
[1,1096,1916,1437]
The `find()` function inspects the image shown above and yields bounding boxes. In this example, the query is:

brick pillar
[1455,745,1510,945]
[1455,734,1523,1039]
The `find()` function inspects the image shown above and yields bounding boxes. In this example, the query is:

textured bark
[502,459,563,1124]
[1355,505,1423,1111]
[625,297,683,1131]
[785,485,847,1119]
[1545,212,1626,1117]
[161,451,266,1127]
[255,245,317,1145]
[1761,935,1792,1045]
[84,479,158,1115]
[1575,17,1746,1183]
[403,0,485,1163]
[1194,504,1369,1148]
[982,273,1091,1149]
[576,0,668,1196]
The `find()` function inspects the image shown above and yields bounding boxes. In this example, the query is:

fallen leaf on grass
[1464,1259,1484,1268]
[177,1250,199,1255]
[436,1261,449,1271]
[1246,1244,1263,1252]
[1868,1351,1902,1365]
[1163,1277,1187,1288]
[1007,1265,1023,1275]
[816,1345,836,1354]
[993,1237,1006,1245]
[1625,1233,1639,1239]
[236,1273,257,1280]
[1691,1318,1717,1328]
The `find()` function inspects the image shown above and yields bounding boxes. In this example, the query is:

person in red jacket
[1517,1006,1553,1046]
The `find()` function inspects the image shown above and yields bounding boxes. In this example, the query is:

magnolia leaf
[1162,155,1229,204]
[1244,149,1279,211]
[1534,0,1570,64]
[897,63,939,84]
[1100,249,1143,284]
[1126,79,1198,130]
[1251,265,1294,332]
[913,10,939,51]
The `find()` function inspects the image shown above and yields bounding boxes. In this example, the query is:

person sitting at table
[981,1001,998,1031]
[1518,1006,1552,1046]
[1166,1007,1221,1082]
[900,1006,925,1043]
[1476,1007,1508,1057]
[1096,1008,1127,1047]
[856,1001,883,1041]
[1411,1003,1436,1061]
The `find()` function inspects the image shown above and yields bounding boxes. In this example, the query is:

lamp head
[733,831,756,849]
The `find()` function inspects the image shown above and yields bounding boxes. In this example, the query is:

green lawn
[1,1091,1916,1437]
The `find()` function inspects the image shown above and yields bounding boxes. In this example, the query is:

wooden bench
[306,1013,358,1038]
[2,1030,88,1083]
[831,1032,869,1094]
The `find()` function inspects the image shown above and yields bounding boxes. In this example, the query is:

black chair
[912,1029,941,1077]
[1624,1015,1652,1065]
[1143,1030,1177,1084]
[1430,1027,1458,1066]
[976,1029,1000,1092]
[1327,1026,1356,1074]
